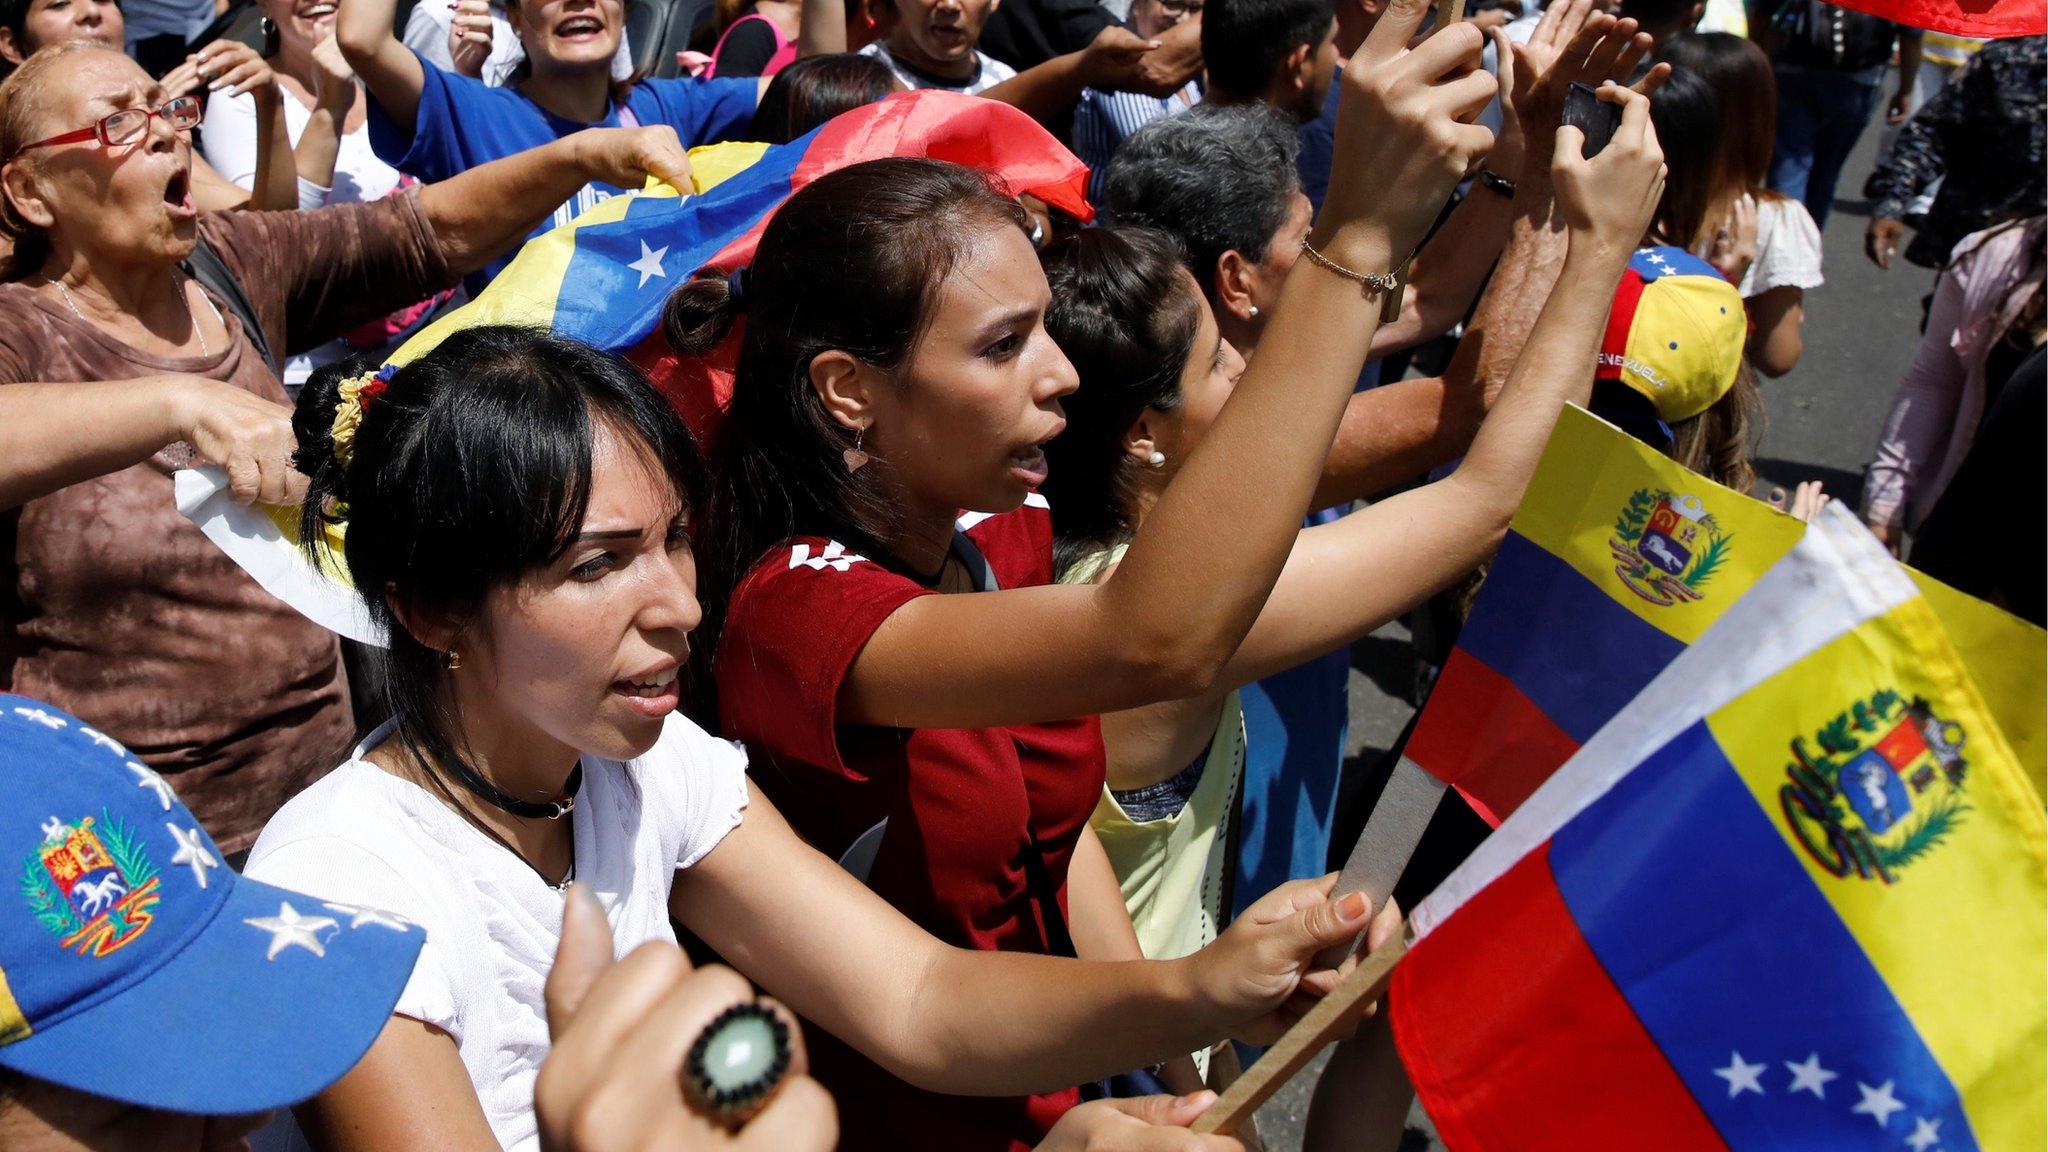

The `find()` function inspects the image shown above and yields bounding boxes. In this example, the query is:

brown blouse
[0,191,454,852]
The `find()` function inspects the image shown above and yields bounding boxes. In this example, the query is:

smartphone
[1562,82,1622,158]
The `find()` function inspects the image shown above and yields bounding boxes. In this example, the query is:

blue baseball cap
[0,695,422,1113]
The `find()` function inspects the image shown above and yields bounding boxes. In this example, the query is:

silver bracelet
[1298,238,1402,300]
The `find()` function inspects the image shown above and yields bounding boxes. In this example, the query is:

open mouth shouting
[554,13,608,41]
[161,165,197,222]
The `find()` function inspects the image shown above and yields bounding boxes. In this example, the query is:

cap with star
[1595,246,1748,424]
[0,695,422,1113]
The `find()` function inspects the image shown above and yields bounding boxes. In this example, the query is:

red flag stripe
[1406,648,1582,826]
[1391,842,1729,1152]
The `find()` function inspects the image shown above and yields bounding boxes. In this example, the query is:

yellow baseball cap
[1596,247,1747,423]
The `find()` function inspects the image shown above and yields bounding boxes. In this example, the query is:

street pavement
[1251,116,1937,1150]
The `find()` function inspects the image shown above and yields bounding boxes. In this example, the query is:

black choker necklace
[448,759,583,821]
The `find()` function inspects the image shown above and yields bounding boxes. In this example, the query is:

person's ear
[385,592,463,657]
[0,28,24,66]
[1213,250,1258,323]
[1686,0,1704,24]
[808,349,879,434]
[1,160,56,231]
[1283,41,1312,96]
[1122,411,1161,467]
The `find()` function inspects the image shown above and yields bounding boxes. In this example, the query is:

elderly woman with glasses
[0,41,690,856]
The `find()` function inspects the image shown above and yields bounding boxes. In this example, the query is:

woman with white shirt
[246,324,1394,1151]
[202,0,459,392]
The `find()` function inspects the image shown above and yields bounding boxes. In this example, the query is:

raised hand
[1187,874,1403,1047]
[1705,192,1758,282]
[536,885,836,1151]
[1551,82,1666,265]
[1078,25,1165,92]
[1507,1,1663,169]
[162,40,280,101]
[1321,0,1498,261]
[447,0,495,78]
[570,125,694,193]
[311,33,359,113]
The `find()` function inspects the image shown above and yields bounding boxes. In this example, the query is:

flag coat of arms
[1390,505,2046,1151]
[1403,405,2045,826]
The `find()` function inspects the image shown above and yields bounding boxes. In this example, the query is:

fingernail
[1338,891,1369,922]
[1175,1090,1216,1110]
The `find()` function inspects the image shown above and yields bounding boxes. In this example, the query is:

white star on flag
[80,726,126,754]
[1905,1116,1941,1151]
[128,762,175,811]
[1784,1052,1838,1098]
[629,240,669,289]
[323,902,413,932]
[1713,1052,1767,1098]
[12,706,64,729]
[1852,1080,1906,1127]
[245,902,339,960]
[167,823,218,889]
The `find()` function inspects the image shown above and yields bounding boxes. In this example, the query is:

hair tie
[331,363,398,471]
[725,267,750,313]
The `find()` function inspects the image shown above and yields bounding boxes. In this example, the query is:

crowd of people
[0,0,2037,1142]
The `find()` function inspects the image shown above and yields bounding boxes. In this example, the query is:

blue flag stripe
[1551,721,1978,1151]
[1456,531,1685,743]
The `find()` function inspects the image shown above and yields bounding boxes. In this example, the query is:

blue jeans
[1768,66,1883,230]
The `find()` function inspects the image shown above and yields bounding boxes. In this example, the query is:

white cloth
[404,0,636,87]
[245,715,750,1152]
[1738,195,1825,298]
[859,41,1015,95]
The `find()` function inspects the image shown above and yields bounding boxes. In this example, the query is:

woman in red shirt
[674,5,1502,1146]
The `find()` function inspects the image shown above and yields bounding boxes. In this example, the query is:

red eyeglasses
[12,95,203,157]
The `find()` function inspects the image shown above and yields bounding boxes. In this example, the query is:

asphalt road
[1251,115,1937,1150]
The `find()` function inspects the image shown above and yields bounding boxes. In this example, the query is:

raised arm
[672,785,1394,1096]
[981,26,1158,124]
[797,0,847,57]
[337,0,430,132]
[0,375,303,510]
[415,126,692,276]
[841,0,1498,731]
[1215,85,1667,689]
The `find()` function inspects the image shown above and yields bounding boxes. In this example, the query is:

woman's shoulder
[621,713,751,870]
[244,760,452,917]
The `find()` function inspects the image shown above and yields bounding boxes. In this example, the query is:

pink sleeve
[1862,264,1971,532]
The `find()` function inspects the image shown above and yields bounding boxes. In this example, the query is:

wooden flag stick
[1191,928,1411,1135]
[1435,0,1467,30]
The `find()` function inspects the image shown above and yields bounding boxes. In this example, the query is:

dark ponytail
[293,325,708,788]
[1038,224,1203,578]
[675,157,1028,663]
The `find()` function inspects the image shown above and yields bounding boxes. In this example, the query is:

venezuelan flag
[1391,504,2047,1151]
[1405,405,2045,825]
[174,91,1090,636]
[386,89,1091,438]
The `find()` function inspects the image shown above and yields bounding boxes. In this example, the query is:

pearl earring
[1146,451,1166,467]
[1248,305,1260,318]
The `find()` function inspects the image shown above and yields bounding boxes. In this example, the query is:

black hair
[1103,102,1301,306]
[1199,0,1334,99]
[1617,0,1700,34]
[747,52,897,144]
[663,157,1026,653]
[1038,224,1203,577]
[293,325,707,797]
[1646,65,1723,251]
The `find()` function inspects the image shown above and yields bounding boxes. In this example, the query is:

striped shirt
[1072,82,1201,204]
[859,41,1018,96]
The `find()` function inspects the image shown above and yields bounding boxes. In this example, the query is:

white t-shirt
[245,715,750,1152]
[201,88,404,212]
[1739,195,1826,299]
[859,41,1016,95]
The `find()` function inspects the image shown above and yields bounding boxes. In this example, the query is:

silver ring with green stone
[684,1001,793,1129]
